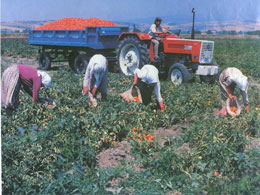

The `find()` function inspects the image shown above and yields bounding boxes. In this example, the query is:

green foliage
[1,39,39,58]
[214,39,260,78]
[1,38,260,194]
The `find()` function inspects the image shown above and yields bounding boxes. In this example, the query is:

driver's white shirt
[149,24,163,38]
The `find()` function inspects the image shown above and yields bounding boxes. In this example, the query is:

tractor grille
[199,41,214,64]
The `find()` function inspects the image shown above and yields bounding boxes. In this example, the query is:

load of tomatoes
[35,17,117,30]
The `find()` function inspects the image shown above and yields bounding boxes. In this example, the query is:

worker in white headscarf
[218,67,249,115]
[120,64,165,112]
[1,64,55,116]
[82,54,108,103]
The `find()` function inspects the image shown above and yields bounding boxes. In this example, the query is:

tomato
[35,17,117,30]
[214,171,220,176]
[230,106,237,114]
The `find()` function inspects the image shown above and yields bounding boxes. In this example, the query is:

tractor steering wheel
[158,31,172,38]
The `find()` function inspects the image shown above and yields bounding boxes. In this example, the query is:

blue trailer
[29,26,129,73]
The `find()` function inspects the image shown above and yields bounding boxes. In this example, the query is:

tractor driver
[149,17,163,61]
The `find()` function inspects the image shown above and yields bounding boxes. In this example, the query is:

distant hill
[1,20,54,33]
[1,18,260,33]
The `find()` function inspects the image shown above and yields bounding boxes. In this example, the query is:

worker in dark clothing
[120,64,165,112]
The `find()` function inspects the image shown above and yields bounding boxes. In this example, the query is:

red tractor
[116,26,218,85]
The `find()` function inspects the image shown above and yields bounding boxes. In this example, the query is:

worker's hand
[228,94,236,100]
[48,101,56,109]
[82,87,88,96]
[159,101,165,113]
[162,28,168,33]
[245,105,250,113]
[92,87,97,96]
[52,101,56,108]
[133,74,138,85]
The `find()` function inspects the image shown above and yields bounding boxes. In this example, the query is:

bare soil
[96,123,191,171]
[96,141,135,169]
[249,76,260,89]
[154,124,188,147]
[246,137,260,151]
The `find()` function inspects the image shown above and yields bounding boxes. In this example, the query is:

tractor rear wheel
[39,52,51,70]
[117,36,150,76]
[168,63,190,85]
[73,54,88,74]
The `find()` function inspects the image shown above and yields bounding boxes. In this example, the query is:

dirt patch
[97,141,144,190]
[246,137,260,151]
[213,108,220,118]
[96,141,135,169]
[167,191,182,195]
[108,173,129,187]
[154,124,188,147]
[153,124,191,155]
[175,143,190,154]
[249,77,260,89]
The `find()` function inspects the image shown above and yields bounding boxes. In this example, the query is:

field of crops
[1,38,260,194]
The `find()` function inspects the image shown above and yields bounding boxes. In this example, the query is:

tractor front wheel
[168,63,190,85]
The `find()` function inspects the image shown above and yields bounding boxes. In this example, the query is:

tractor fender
[118,32,151,41]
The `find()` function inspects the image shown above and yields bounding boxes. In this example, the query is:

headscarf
[93,62,106,73]
[37,71,52,88]
[135,65,159,84]
[235,75,248,91]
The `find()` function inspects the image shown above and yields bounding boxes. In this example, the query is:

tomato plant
[1,38,260,194]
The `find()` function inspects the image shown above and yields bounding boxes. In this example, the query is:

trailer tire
[39,52,51,70]
[74,54,88,74]
[117,36,149,76]
[168,63,190,85]
[69,52,79,70]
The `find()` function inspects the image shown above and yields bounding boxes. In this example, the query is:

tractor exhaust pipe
[191,8,195,39]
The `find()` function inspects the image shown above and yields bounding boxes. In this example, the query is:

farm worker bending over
[82,54,108,106]
[1,64,55,116]
[218,67,249,116]
[120,65,165,112]
[149,17,163,61]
